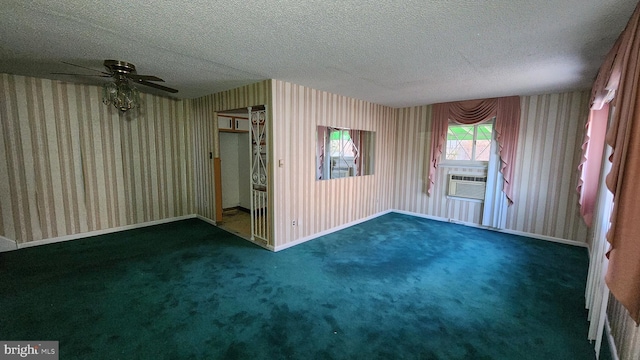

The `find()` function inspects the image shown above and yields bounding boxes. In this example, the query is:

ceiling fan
[54,60,178,93]
[53,60,178,111]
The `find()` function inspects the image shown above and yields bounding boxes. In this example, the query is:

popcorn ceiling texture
[0,0,636,106]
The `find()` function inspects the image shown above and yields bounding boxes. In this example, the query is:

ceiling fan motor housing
[104,60,137,76]
[101,59,178,93]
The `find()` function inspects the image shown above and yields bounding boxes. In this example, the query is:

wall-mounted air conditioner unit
[447,174,487,200]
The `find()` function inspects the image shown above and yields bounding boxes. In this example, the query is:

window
[328,128,356,178]
[444,123,493,163]
[316,126,375,180]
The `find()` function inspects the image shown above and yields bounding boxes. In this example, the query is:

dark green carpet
[0,213,595,359]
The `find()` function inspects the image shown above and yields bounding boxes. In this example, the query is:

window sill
[446,196,484,203]
[439,162,488,169]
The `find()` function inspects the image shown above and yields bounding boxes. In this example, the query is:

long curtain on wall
[579,30,616,345]
[429,96,520,204]
[578,33,621,228]
[585,0,640,324]
[577,105,609,227]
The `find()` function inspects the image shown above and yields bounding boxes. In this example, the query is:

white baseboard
[0,235,18,252]
[604,315,620,360]
[499,228,588,248]
[17,215,198,249]
[273,210,393,252]
[6,210,588,253]
[9,214,273,253]
[393,210,476,226]
[274,209,586,251]
[391,209,588,248]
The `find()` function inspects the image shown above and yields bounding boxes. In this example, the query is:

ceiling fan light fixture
[102,79,140,112]
[57,60,176,112]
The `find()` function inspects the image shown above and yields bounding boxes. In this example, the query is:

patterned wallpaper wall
[189,80,397,248]
[189,81,271,224]
[506,92,589,241]
[271,80,397,248]
[608,296,640,360]
[393,105,485,224]
[1,74,591,246]
[0,74,193,244]
[1,75,590,245]
[1,74,634,359]
[393,91,589,241]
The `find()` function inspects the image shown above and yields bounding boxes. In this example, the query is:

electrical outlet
[292,220,297,226]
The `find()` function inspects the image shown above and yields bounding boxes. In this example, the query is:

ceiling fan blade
[126,74,165,82]
[51,72,110,77]
[61,61,110,76]
[135,79,178,93]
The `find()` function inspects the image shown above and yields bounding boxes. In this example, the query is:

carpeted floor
[0,213,596,359]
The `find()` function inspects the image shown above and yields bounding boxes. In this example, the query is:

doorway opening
[215,106,269,246]
[216,108,251,239]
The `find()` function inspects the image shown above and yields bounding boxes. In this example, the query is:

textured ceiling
[0,0,636,107]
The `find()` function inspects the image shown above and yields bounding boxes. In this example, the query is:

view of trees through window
[445,123,493,162]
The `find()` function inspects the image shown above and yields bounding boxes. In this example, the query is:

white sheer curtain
[586,145,614,357]
[482,134,508,229]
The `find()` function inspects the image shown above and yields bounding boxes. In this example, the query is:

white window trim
[439,162,488,169]
[442,121,493,167]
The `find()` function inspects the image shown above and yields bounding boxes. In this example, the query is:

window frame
[326,127,358,179]
[441,121,493,167]
[316,126,376,180]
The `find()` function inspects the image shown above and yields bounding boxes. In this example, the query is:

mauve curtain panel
[588,0,640,324]
[428,96,520,204]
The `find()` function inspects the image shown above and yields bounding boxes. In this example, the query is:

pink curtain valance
[448,99,499,124]
[428,96,520,205]
[578,13,626,228]
[590,37,622,111]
